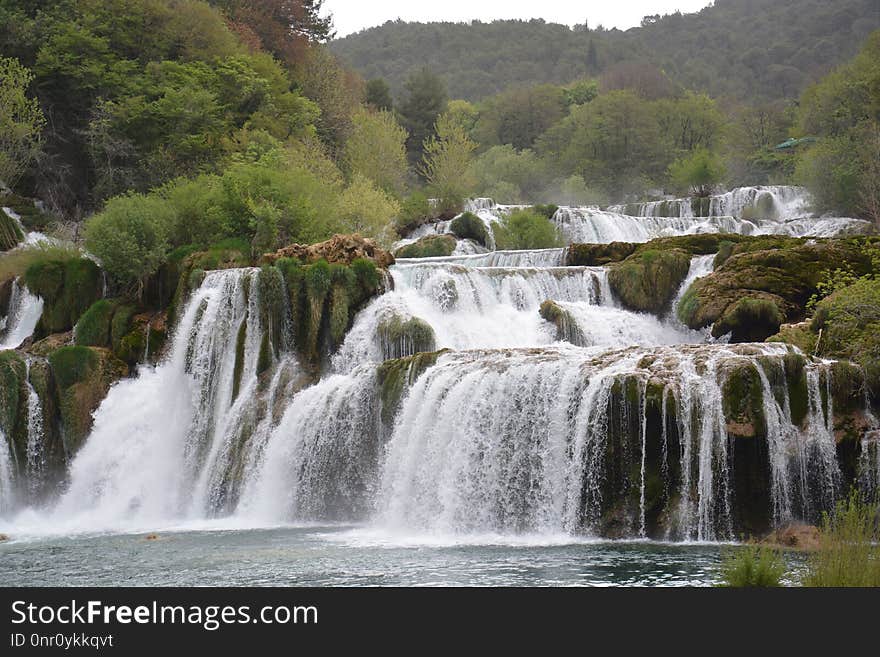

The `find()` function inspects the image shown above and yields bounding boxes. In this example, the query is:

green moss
[767,323,818,355]
[48,346,99,391]
[395,234,457,258]
[566,242,636,266]
[0,193,50,232]
[74,299,117,347]
[676,284,701,327]
[450,212,489,247]
[608,249,692,313]
[377,315,436,360]
[24,258,102,336]
[539,300,585,346]
[231,320,247,402]
[257,333,272,377]
[0,208,24,251]
[377,350,445,424]
[783,352,809,427]
[722,362,767,439]
[110,304,136,353]
[48,346,127,454]
[714,296,786,342]
[829,360,865,415]
[0,351,26,443]
[714,240,735,269]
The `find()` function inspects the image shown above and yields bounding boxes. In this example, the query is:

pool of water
[0,524,777,586]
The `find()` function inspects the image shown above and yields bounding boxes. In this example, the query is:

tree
[0,56,45,188]
[474,84,567,150]
[343,108,408,195]
[420,112,476,208]
[600,61,678,100]
[213,0,334,67]
[668,148,726,196]
[84,193,172,294]
[337,173,400,245]
[365,78,392,111]
[397,67,447,164]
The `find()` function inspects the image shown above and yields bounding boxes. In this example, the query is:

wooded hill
[331,0,880,102]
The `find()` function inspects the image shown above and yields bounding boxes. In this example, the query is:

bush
[449,211,488,247]
[668,148,726,197]
[84,193,173,291]
[803,492,880,587]
[395,192,434,236]
[492,209,561,250]
[395,234,457,258]
[719,546,786,587]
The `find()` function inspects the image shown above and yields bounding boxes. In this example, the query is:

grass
[802,492,880,587]
[719,545,787,587]
[0,242,81,282]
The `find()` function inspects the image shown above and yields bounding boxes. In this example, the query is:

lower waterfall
[1,237,877,543]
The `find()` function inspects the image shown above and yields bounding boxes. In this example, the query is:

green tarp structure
[774,137,817,150]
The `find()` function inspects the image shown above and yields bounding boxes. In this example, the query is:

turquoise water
[0,525,773,586]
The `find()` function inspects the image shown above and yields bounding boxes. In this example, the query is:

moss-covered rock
[394,234,457,259]
[23,258,102,337]
[74,299,117,347]
[713,240,735,269]
[608,248,692,313]
[449,212,489,247]
[0,351,27,458]
[714,296,787,342]
[377,350,446,425]
[721,361,767,439]
[565,242,636,266]
[47,346,128,454]
[0,192,51,232]
[678,239,874,341]
[767,321,818,355]
[377,315,436,361]
[0,208,24,251]
[275,257,384,370]
[539,300,585,346]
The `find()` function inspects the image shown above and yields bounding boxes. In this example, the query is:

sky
[323,0,715,38]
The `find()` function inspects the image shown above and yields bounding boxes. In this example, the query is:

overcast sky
[324,1,714,38]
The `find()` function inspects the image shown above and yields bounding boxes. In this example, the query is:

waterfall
[368,343,836,540]
[0,279,44,350]
[43,268,291,530]
[0,428,14,515]
[23,359,45,498]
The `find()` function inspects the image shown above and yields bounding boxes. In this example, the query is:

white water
[0,279,43,350]
[0,427,14,515]
[23,359,45,498]
[14,268,292,532]
[1,188,875,541]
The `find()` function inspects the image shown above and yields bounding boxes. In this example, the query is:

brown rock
[263,234,394,269]
[761,523,821,551]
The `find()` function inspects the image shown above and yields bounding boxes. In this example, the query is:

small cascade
[23,359,45,498]
[0,279,44,350]
[399,248,567,268]
[237,366,381,523]
[0,428,14,515]
[669,254,715,323]
[554,207,756,244]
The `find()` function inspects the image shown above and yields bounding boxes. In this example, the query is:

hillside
[331,0,880,101]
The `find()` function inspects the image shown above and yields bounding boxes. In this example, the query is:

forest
[332,0,880,102]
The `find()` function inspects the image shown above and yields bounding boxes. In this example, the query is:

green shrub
[395,234,457,258]
[449,211,488,247]
[492,209,561,250]
[532,204,558,220]
[803,492,880,587]
[719,546,786,587]
[395,191,433,236]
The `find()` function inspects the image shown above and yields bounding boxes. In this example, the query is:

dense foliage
[332,1,879,102]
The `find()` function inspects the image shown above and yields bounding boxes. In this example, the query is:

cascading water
[0,428,14,515]
[2,186,876,545]
[0,279,44,350]
[35,268,294,531]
